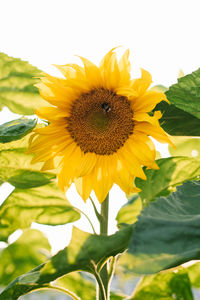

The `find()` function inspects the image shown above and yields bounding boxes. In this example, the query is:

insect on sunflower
[28,49,173,203]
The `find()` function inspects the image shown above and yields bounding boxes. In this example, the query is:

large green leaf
[121,181,200,274]
[0,226,132,299]
[0,229,51,286]
[0,52,46,115]
[0,130,55,188]
[154,101,200,136]
[0,183,80,241]
[166,68,200,119]
[135,157,200,204]
[130,268,193,300]
[0,118,36,143]
[169,136,200,159]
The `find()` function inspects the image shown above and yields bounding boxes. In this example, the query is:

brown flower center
[67,88,134,155]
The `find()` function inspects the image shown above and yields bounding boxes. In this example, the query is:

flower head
[29,49,173,203]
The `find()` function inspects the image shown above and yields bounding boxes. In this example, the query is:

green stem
[98,193,109,300]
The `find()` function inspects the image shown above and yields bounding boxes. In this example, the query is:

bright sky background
[0,0,200,253]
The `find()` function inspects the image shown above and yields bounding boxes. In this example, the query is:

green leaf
[0,118,36,143]
[0,183,80,241]
[135,157,200,204]
[121,181,200,274]
[0,130,56,188]
[154,101,200,136]
[130,268,193,300]
[166,68,200,119]
[0,229,51,286]
[57,272,126,300]
[57,272,96,300]
[116,195,142,228]
[187,262,200,289]
[169,136,200,159]
[0,52,46,115]
[0,226,132,299]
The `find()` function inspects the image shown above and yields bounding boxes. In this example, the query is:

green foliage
[0,226,132,299]
[130,268,193,300]
[154,101,200,136]
[166,68,200,119]
[57,272,96,300]
[169,136,200,158]
[0,183,80,241]
[0,52,46,115]
[0,229,51,285]
[120,181,200,274]
[0,130,56,188]
[116,195,142,228]
[187,262,200,289]
[135,157,200,204]
[0,118,36,143]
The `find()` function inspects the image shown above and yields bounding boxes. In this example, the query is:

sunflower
[28,49,173,203]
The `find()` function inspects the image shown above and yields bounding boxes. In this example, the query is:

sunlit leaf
[169,136,200,159]
[120,181,200,274]
[0,229,51,286]
[116,195,142,228]
[187,262,200,289]
[0,226,132,299]
[0,118,36,143]
[135,157,200,204]
[130,268,193,300]
[0,130,56,188]
[166,68,200,119]
[0,52,46,115]
[0,183,80,241]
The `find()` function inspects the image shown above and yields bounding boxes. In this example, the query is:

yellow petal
[117,147,146,180]
[134,122,174,146]
[119,49,131,85]
[78,56,102,88]
[75,176,93,202]
[100,48,120,89]
[131,68,152,96]
[131,91,168,113]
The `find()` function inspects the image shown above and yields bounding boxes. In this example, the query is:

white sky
[0,0,200,252]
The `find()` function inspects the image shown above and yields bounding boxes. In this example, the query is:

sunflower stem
[97,193,109,300]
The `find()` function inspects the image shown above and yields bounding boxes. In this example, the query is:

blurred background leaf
[0,128,56,188]
[0,229,51,286]
[0,52,46,115]
[0,183,80,242]
[169,136,200,158]
[0,118,36,143]
[130,268,193,300]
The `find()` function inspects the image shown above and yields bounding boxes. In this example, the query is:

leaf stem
[89,196,103,223]
[74,207,96,234]
[27,285,81,300]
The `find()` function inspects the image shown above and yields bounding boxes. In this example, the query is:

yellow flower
[28,49,173,203]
